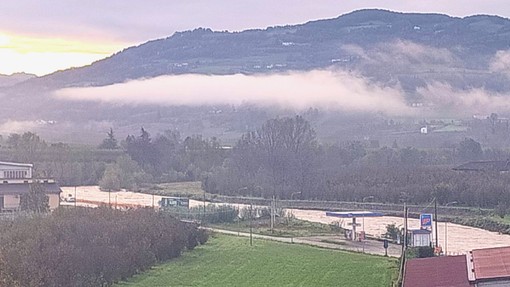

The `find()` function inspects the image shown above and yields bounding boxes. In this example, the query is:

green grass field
[211,217,343,238]
[117,234,397,287]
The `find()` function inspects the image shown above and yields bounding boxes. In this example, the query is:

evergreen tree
[98,128,119,149]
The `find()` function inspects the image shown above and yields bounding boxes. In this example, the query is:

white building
[0,161,61,211]
[409,229,432,247]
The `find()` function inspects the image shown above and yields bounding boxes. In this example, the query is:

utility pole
[445,201,458,255]
[203,190,206,224]
[270,194,275,233]
[434,198,438,248]
[249,202,253,246]
[403,201,408,251]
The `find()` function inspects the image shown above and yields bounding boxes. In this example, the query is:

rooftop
[403,255,473,287]
[471,246,510,281]
[409,229,432,234]
[325,211,384,218]
[0,161,33,168]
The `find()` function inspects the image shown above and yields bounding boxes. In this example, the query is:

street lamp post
[249,202,253,246]
[362,196,375,253]
[445,201,458,255]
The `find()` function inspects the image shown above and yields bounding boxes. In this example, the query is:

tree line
[3,115,510,209]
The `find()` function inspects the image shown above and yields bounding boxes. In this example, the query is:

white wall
[0,164,32,179]
[48,194,60,210]
[2,194,20,210]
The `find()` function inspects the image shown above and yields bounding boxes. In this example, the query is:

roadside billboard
[420,213,433,229]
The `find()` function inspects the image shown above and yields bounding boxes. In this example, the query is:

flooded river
[289,209,510,254]
[62,186,510,254]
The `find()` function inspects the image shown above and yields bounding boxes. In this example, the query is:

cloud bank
[53,66,510,117]
[418,82,510,116]
[54,70,414,116]
[0,120,39,134]
[491,50,510,77]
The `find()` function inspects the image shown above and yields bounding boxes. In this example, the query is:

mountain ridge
[2,9,510,145]
[10,9,510,93]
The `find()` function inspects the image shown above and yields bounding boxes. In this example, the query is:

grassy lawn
[211,217,343,238]
[117,234,397,287]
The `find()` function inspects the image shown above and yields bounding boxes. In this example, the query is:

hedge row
[0,208,208,287]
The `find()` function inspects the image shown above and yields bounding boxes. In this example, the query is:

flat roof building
[0,161,61,212]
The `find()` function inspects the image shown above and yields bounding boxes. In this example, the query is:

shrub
[0,207,207,287]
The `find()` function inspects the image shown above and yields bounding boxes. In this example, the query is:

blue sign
[420,214,433,228]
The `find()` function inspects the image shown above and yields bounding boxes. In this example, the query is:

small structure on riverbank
[408,229,432,247]
[325,211,384,241]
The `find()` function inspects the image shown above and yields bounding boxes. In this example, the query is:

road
[205,227,402,257]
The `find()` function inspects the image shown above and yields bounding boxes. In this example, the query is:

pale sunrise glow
[0,34,10,46]
[0,32,127,76]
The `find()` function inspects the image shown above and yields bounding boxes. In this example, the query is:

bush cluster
[0,208,208,287]
[164,204,239,224]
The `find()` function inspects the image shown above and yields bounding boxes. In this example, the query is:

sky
[1,0,510,76]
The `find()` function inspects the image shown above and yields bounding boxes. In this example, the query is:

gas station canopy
[325,211,384,218]
[325,211,384,241]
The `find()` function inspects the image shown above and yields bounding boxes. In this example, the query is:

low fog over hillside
[1,9,510,146]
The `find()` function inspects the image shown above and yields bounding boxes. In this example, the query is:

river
[62,186,510,254]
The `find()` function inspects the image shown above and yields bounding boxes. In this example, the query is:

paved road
[205,227,401,258]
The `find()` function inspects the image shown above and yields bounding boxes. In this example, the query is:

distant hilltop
[0,72,36,87]
[12,9,510,94]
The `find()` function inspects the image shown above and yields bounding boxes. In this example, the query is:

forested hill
[13,9,510,93]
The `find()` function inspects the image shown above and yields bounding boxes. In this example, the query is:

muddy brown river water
[62,186,510,254]
[289,209,510,254]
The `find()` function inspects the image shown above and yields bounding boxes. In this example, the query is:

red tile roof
[403,255,473,287]
[472,246,510,280]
